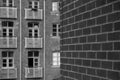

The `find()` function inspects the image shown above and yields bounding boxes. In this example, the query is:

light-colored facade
[0,0,60,80]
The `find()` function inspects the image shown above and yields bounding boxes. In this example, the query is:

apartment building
[0,0,60,80]
[60,0,120,80]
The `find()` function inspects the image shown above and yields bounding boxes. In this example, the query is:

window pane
[3,59,7,63]
[29,2,32,8]
[35,59,38,62]
[28,51,33,57]
[35,63,38,67]
[2,21,7,27]
[8,52,13,57]
[2,52,7,57]
[34,2,38,8]
[28,23,33,27]
[52,2,58,11]
[9,59,13,63]
[34,51,39,57]
[8,22,13,27]
[9,63,13,67]
[3,63,7,67]
[28,58,33,67]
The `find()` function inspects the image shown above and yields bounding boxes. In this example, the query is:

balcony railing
[25,8,42,20]
[25,37,42,48]
[25,67,43,78]
[0,68,17,79]
[0,7,17,18]
[0,37,17,48]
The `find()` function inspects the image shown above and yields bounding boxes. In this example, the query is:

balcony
[25,38,42,48]
[0,37,17,48]
[0,68,17,79]
[25,8,42,20]
[0,7,17,18]
[25,67,43,78]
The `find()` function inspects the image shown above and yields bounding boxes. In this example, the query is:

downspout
[43,0,46,80]
[19,0,22,80]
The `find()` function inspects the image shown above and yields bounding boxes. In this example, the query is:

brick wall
[60,0,120,80]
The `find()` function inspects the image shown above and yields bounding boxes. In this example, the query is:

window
[52,24,60,37]
[52,2,59,11]
[28,22,39,38]
[52,52,60,67]
[2,51,14,68]
[28,51,39,68]
[29,1,39,9]
[2,21,14,37]
[3,0,14,7]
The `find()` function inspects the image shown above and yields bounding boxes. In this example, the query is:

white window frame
[52,2,59,11]
[3,0,14,7]
[52,52,60,67]
[29,1,39,9]
[2,51,14,69]
[28,22,39,38]
[52,24,60,37]
[28,51,40,68]
[2,21,14,37]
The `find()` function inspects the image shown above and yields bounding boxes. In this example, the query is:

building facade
[0,0,60,80]
[60,0,120,80]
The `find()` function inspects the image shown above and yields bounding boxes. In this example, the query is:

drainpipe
[19,0,22,80]
[43,0,46,80]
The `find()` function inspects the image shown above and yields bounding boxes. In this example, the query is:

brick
[79,6,86,13]
[72,52,78,57]
[79,21,86,28]
[69,31,75,37]
[113,62,120,70]
[108,12,120,22]
[82,0,91,4]
[83,75,91,80]
[97,69,107,77]
[114,2,120,11]
[75,59,82,65]
[102,23,113,32]
[83,44,91,50]
[79,37,86,43]
[102,42,113,50]
[101,4,112,14]
[72,37,79,43]
[96,0,106,7]
[114,22,120,31]
[101,61,112,69]
[88,35,96,42]
[78,67,86,73]
[79,52,86,58]
[107,0,117,3]
[87,52,96,59]
[87,68,96,75]
[75,14,82,22]
[75,29,82,36]
[83,12,91,19]
[87,18,96,26]
[108,52,120,60]
[83,60,91,66]
[108,32,120,41]
[91,9,101,17]
[72,66,78,72]
[92,43,101,50]
[74,73,82,79]
[76,45,82,50]
[91,77,100,80]
[72,23,79,30]
[114,42,120,50]
[96,16,107,24]
[97,52,107,59]
[83,28,91,35]
[92,60,101,68]
[108,71,120,80]
[87,1,96,10]
[97,34,107,42]
[91,26,101,34]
